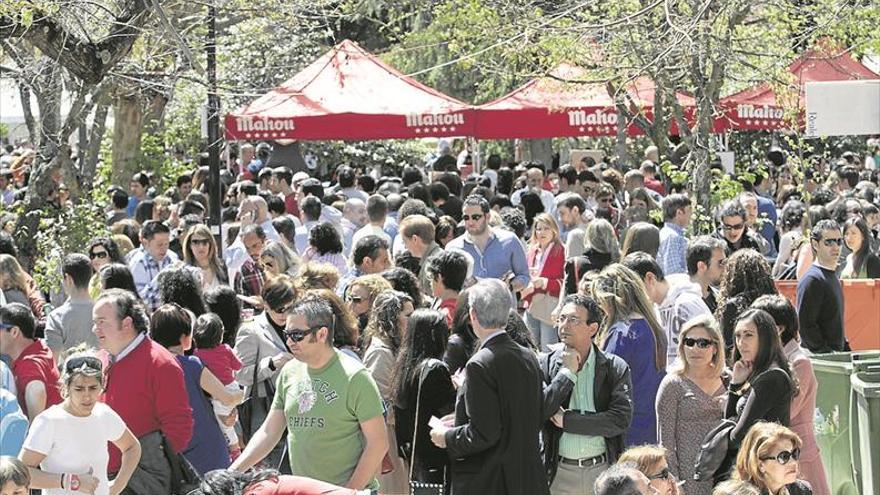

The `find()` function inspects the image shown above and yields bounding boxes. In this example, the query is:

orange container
[776,279,880,351]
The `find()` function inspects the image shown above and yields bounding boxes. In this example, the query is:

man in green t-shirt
[230,295,387,490]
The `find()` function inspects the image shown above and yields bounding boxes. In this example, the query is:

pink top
[784,339,830,495]
[194,344,243,385]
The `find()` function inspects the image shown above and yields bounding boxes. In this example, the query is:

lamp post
[206,0,223,252]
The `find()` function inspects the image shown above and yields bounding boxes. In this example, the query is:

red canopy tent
[717,48,879,131]
[472,64,696,139]
[224,40,474,141]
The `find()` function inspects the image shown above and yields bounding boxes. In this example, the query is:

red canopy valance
[717,48,879,131]
[224,40,475,141]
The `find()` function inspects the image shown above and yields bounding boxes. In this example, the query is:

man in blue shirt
[128,220,178,312]
[446,195,530,296]
[126,172,150,218]
[657,194,692,275]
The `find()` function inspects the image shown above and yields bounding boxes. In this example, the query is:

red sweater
[524,242,565,305]
[12,339,62,417]
[102,337,193,473]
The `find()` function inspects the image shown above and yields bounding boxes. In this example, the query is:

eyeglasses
[821,238,843,247]
[761,448,801,465]
[556,315,585,326]
[346,295,364,303]
[190,238,211,247]
[64,355,103,374]
[722,223,745,231]
[684,337,715,349]
[270,303,293,314]
[283,326,321,343]
[89,251,109,260]
[462,213,483,222]
[647,467,672,481]
[0,323,14,331]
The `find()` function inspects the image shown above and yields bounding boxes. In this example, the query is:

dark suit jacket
[539,344,633,484]
[444,333,549,495]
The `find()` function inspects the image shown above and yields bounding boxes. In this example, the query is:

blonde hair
[673,314,726,377]
[0,456,30,488]
[584,218,620,259]
[591,263,667,370]
[295,262,340,291]
[349,274,393,303]
[734,422,803,492]
[712,480,761,495]
[262,240,300,276]
[0,254,28,292]
[617,444,668,476]
[529,213,561,247]
[111,234,135,258]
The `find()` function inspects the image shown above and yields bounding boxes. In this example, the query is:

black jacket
[394,359,456,480]
[562,249,614,296]
[444,333,549,495]
[539,344,633,484]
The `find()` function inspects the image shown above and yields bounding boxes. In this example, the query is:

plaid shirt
[234,259,265,301]
[129,249,178,313]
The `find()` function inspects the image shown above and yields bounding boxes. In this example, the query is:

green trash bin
[851,372,880,495]
[811,352,880,495]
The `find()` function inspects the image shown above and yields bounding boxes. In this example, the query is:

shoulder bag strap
[408,358,438,481]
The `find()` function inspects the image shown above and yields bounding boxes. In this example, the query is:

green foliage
[32,196,108,295]
[304,139,432,176]
[0,123,8,141]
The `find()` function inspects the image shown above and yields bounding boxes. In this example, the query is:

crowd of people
[1,137,880,495]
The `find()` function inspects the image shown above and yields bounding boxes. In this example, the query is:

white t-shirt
[22,403,127,495]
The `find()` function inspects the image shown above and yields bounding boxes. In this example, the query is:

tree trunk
[111,93,146,185]
[525,139,553,168]
[82,95,111,190]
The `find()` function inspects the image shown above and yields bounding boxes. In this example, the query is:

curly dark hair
[500,207,528,239]
[716,248,778,346]
[88,237,123,264]
[308,221,343,255]
[156,267,207,317]
[382,267,423,308]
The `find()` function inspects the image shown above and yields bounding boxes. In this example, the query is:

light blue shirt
[658,222,688,275]
[446,228,530,289]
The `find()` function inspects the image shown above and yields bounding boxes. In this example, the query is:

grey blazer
[233,313,289,397]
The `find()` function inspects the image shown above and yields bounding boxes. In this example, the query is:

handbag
[693,418,737,482]
[161,433,202,495]
[409,359,446,495]
[529,293,558,324]
[238,345,275,443]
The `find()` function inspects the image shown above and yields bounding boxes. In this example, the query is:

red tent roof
[473,64,695,139]
[718,48,879,131]
[224,40,474,141]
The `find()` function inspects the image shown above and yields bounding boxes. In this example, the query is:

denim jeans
[525,310,559,351]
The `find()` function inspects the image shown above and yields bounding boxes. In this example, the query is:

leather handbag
[529,292,558,324]
[409,359,446,495]
[693,419,737,482]
[161,433,202,495]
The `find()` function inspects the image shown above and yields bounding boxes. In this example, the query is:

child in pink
[193,313,243,454]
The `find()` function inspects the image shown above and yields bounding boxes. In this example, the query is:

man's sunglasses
[462,214,483,222]
[722,223,745,231]
[89,251,109,260]
[761,447,801,465]
[683,337,715,349]
[820,238,843,247]
[65,355,103,374]
[283,327,322,343]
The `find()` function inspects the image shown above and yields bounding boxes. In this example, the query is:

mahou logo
[736,104,784,120]
[568,109,619,127]
[405,113,466,127]
[234,116,296,133]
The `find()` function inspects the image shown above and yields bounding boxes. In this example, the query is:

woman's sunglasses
[65,355,103,374]
[190,238,211,247]
[648,467,672,481]
[89,251,109,260]
[761,447,800,465]
[683,337,715,349]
